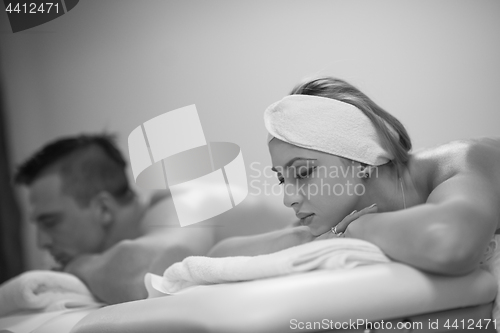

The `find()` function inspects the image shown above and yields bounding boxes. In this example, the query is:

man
[14,134,214,304]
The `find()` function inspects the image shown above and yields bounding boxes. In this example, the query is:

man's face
[28,173,107,266]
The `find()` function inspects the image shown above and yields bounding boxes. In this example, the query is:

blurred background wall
[0,0,499,272]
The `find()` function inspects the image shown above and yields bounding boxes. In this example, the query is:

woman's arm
[347,174,498,275]
[207,226,314,257]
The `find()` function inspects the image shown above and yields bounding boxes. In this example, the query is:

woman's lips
[301,214,315,226]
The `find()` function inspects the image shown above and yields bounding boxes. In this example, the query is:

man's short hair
[14,133,133,207]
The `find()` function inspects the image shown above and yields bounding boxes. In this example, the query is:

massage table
[18,262,494,333]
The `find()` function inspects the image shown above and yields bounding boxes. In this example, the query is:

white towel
[264,94,395,166]
[0,270,99,317]
[162,238,390,293]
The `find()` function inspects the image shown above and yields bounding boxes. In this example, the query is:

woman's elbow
[426,248,478,276]
[423,224,481,275]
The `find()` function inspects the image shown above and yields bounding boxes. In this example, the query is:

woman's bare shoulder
[412,137,500,194]
[438,137,500,173]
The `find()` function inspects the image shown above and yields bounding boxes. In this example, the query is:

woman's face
[269,138,364,236]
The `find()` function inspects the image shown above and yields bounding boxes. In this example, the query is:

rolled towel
[264,94,396,166]
[0,270,99,317]
[162,238,390,293]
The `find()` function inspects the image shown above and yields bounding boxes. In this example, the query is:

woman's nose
[283,181,303,208]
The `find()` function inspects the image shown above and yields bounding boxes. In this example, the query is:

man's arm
[65,228,212,304]
[65,192,214,304]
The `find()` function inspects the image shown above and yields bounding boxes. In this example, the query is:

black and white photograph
[0,1,499,332]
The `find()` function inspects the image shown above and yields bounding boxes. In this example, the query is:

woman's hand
[314,204,378,241]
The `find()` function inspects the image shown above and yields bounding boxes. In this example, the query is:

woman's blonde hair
[291,77,412,168]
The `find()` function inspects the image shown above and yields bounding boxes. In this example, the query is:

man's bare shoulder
[139,191,180,234]
[148,190,171,208]
[135,190,215,253]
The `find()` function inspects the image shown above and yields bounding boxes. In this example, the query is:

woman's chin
[309,224,330,237]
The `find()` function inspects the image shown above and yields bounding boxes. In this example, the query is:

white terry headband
[264,94,395,166]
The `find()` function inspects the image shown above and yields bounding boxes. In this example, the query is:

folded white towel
[162,238,390,293]
[0,270,99,317]
[264,94,396,166]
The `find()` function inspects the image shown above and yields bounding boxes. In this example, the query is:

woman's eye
[297,167,316,179]
[276,172,285,185]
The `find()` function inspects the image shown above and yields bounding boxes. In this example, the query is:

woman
[209,77,499,276]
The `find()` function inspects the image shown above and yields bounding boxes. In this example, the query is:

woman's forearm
[350,200,495,275]
[207,226,314,257]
